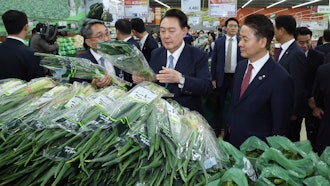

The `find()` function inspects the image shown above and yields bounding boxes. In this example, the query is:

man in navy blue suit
[227,14,293,148]
[275,15,308,142]
[73,19,112,88]
[210,17,245,137]
[132,9,212,114]
[130,18,159,63]
[0,10,44,81]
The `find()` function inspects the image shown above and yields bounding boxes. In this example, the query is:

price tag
[127,87,157,104]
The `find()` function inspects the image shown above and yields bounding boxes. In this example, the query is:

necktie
[100,57,106,69]
[225,38,233,72]
[240,64,253,97]
[276,47,282,62]
[165,55,174,88]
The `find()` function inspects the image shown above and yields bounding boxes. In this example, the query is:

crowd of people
[1,9,329,154]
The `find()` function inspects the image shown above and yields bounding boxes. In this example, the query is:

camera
[40,24,68,44]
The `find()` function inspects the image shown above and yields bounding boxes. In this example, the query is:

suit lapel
[279,42,295,65]
[239,58,274,101]
[232,60,247,106]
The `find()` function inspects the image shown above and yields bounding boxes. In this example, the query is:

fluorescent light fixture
[154,0,171,9]
[242,0,253,8]
[266,0,286,8]
[292,0,321,8]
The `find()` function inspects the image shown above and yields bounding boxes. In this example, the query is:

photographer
[30,23,59,54]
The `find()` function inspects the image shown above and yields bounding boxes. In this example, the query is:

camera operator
[30,23,59,54]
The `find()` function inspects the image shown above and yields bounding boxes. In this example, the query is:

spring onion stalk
[96,40,156,81]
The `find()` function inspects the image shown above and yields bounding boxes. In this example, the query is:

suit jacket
[0,38,44,81]
[306,49,324,96]
[314,43,330,56]
[127,37,140,50]
[211,36,245,88]
[312,63,330,153]
[228,58,294,148]
[278,42,308,116]
[141,34,158,63]
[149,44,212,113]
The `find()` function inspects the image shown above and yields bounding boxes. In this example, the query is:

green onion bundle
[96,40,156,81]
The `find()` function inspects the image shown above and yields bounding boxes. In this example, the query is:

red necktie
[240,64,253,97]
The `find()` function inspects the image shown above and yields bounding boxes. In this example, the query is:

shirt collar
[167,41,185,60]
[139,33,148,48]
[89,48,102,61]
[123,36,132,42]
[7,36,25,44]
[280,38,295,52]
[248,52,270,72]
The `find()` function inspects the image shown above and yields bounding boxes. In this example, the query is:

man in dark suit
[274,15,308,142]
[227,14,294,148]
[132,9,212,114]
[210,17,245,137]
[0,10,44,81]
[130,18,159,63]
[295,27,324,150]
[115,19,140,83]
[72,19,112,88]
[310,63,330,154]
[315,29,330,56]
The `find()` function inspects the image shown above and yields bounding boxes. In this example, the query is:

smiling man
[227,14,294,147]
[132,9,212,114]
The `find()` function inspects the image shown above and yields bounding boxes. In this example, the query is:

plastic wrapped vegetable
[239,136,269,168]
[218,167,249,186]
[35,52,129,87]
[256,165,301,186]
[96,40,156,81]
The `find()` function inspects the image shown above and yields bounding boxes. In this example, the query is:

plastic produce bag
[218,167,249,186]
[256,165,301,186]
[303,176,330,186]
[320,147,330,166]
[266,136,309,159]
[308,151,330,181]
[219,140,257,182]
[239,136,269,168]
[96,40,156,81]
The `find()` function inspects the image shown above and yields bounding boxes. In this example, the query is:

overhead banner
[181,0,201,13]
[124,0,149,18]
[209,0,237,17]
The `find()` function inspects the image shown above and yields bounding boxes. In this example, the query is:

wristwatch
[179,75,185,85]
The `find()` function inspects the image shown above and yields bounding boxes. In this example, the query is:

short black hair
[275,15,296,36]
[80,19,106,49]
[218,27,222,32]
[130,18,146,33]
[115,19,132,35]
[161,9,188,29]
[225,18,239,27]
[323,29,330,42]
[295,27,312,39]
[243,14,274,50]
[2,10,28,35]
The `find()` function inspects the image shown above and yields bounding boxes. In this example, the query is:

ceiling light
[292,0,321,8]
[266,0,286,8]
[242,0,253,8]
[154,0,171,9]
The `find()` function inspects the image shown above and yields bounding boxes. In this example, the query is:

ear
[259,37,267,48]
[85,38,92,48]
[24,24,29,32]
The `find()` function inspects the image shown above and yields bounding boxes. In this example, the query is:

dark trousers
[287,117,303,142]
[305,113,320,151]
[213,73,234,136]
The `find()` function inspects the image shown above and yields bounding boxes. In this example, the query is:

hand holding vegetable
[156,66,182,84]
[92,74,111,88]
[132,74,146,84]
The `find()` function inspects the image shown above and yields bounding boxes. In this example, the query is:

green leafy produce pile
[0,78,330,186]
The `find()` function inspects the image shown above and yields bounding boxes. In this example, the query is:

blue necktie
[100,57,106,69]
[165,55,174,88]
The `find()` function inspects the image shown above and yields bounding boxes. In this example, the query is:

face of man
[225,20,239,37]
[274,25,282,44]
[239,25,267,62]
[296,34,311,52]
[160,17,187,53]
[86,23,111,49]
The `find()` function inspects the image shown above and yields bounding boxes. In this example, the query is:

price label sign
[181,0,201,13]
[209,0,237,17]
[124,0,149,18]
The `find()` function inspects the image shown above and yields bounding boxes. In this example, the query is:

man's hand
[92,74,111,88]
[212,80,216,89]
[156,66,181,83]
[132,74,146,84]
[312,107,324,119]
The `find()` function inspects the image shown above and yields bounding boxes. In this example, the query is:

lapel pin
[258,75,266,80]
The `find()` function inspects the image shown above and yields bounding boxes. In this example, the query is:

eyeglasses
[89,31,111,40]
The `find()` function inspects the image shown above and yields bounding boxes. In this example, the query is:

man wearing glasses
[73,19,113,88]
